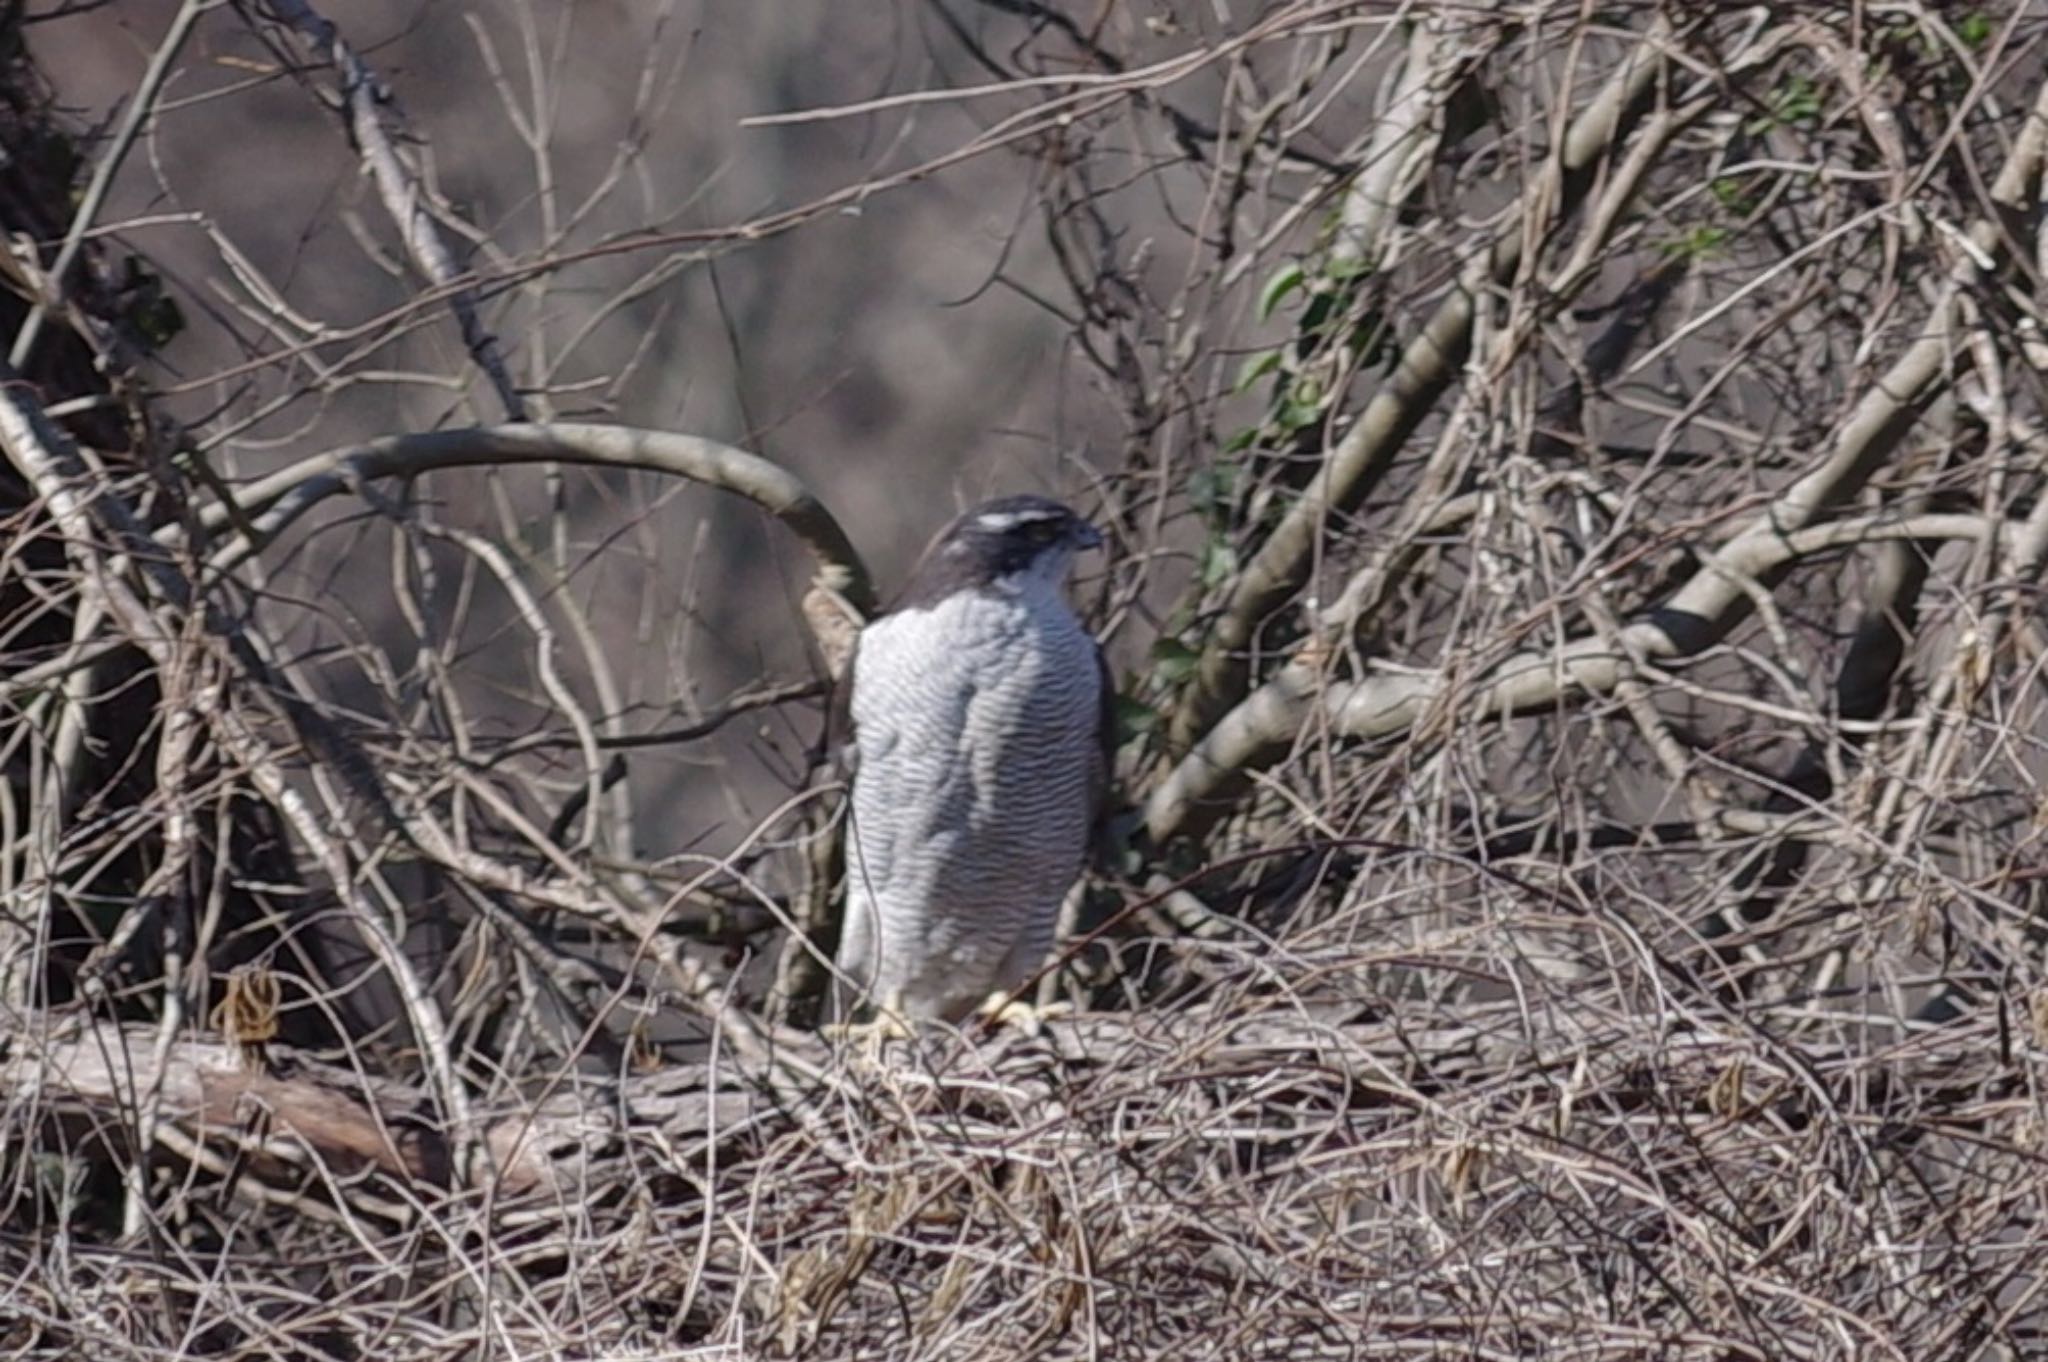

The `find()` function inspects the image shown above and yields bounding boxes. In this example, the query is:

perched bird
[832,495,1111,1028]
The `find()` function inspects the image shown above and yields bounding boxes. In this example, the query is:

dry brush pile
[2,3,2048,1358]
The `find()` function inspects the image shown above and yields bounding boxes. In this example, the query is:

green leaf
[1661,225,1730,262]
[1150,637,1200,683]
[1957,12,1992,47]
[131,295,184,347]
[1233,348,1282,393]
[120,254,184,347]
[1275,396,1323,435]
[1113,695,1160,743]
[1746,74,1822,134]
[1710,177,1754,214]
[1189,462,1237,518]
[1323,253,1372,285]
[1258,262,1306,319]
[1199,539,1239,589]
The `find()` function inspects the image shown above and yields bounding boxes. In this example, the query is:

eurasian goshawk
[833,495,1110,1027]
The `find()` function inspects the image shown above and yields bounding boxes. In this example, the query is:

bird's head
[903,495,1103,605]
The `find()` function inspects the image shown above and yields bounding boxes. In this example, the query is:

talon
[821,1012,912,1044]
[977,995,1073,1038]
[823,992,913,1060]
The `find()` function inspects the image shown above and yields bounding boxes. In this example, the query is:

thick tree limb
[201,422,876,621]
[0,1017,759,1205]
[0,357,480,1160]
[1147,513,2017,844]
[1330,14,1490,276]
[1167,17,1687,755]
[1149,66,2048,846]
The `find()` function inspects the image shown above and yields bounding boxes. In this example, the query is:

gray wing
[825,634,872,1000]
[1090,641,1123,867]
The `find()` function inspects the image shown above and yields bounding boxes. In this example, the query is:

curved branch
[1146,512,2001,845]
[200,422,877,618]
[1152,64,2048,845]
[1331,15,1488,275]
[1167,17,1686,754]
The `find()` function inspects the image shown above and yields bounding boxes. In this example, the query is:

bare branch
[1169,16,1700,753]
[203,422,876,623]
[241,0,528,420]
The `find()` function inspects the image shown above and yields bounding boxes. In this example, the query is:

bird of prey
[832,495,1111,1029]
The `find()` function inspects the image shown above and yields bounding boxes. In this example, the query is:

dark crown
[894,495,1101,609]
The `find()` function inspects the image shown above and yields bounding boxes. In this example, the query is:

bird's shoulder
[828,584,1105,762]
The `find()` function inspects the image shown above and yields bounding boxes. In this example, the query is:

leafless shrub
[3,2,2047,1358]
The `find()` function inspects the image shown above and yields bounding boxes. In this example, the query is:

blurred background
[37,0,1210,866]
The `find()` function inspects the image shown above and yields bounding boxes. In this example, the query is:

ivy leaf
[1150,637,1200,683]
[1233,348,1282,394]
[1189,462,1237,518]
[1113,695,1160,743]
[1198,540,1240,589]
[1258,261,1306,319]
[1275,395,1324,436]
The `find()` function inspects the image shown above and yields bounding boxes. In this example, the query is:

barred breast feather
[836,575,1103,1023]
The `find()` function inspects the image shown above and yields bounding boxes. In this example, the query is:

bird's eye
[1024,519,1060,543]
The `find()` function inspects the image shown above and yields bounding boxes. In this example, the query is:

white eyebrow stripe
[974,508,1060,533]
